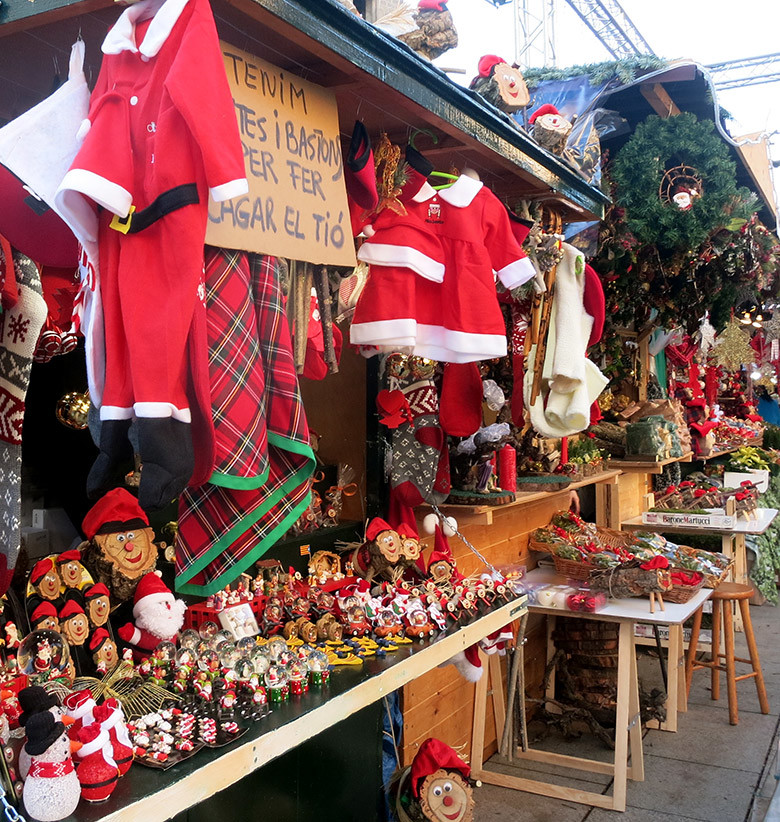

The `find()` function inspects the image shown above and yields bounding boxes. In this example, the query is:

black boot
[136,417,195,512]
[86,418,134,499]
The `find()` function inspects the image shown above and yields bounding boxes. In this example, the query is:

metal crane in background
[482,0,654,68]
[706,53,780,91]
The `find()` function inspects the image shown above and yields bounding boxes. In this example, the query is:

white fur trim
[126,626,142,645]
[102,0,190,58]
[445,650,483,682]
[496,256,536,289]
[76,118,91,141]
[77,727,111,758]
[357,243,445,282]
[413,324,507,362]
[410,176,484,208]
[349,318,417,347]
[134,402,192,422]
[57,168,132,218]
[100,405,134,421]
[209,178,249,203]
[132,593,172,620]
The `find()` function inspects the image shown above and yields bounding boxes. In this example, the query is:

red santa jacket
[57,0,247,230]
[352,175,535,362]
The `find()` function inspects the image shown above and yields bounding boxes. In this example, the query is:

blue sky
[433,0,780,193]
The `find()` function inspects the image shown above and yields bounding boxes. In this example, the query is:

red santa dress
[55,0,247,508]
[351,175,535,362]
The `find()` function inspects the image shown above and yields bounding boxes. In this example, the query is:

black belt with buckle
[109,183,199,234]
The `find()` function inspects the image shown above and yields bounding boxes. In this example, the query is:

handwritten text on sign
[206,44,356,267]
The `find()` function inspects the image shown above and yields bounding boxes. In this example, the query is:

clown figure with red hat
[81,488,160,602]
[117,571,186,659]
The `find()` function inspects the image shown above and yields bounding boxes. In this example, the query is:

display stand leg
[595,477,620,529]
[489,653,506,741]
[545,615,558,711]
[471,618,643,811]
[721,534,744,632]
[628,636,645,782]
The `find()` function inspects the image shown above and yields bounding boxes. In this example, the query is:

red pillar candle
[498,444,517,492]
[560,436,569,465]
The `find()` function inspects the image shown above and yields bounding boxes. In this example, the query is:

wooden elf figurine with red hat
[80,488,161,602]
[116,571,186,660]
[469,54,530,114]
[397,0,458,62]
[527,104,573,156]
[55,550,87,590]
[30,558,62,602]
[59,601,90,648]
[30,602,60,632]
[394,737,474,822]
[351,518,404,584]
[90,628,119,674]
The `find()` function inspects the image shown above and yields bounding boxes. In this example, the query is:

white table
[470,568,711,812]
[621,507,777,631]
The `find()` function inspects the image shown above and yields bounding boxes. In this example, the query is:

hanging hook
[409,128,438,152]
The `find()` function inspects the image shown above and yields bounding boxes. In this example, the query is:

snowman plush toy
[22,711,81,821]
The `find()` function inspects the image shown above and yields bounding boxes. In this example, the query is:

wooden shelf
[621,507,778,536]
[607,453,694,474]
[69,595,527,822]
[695,446,742,461]
[438,469,621,525]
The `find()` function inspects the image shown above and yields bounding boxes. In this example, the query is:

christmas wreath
[612,113,740,252]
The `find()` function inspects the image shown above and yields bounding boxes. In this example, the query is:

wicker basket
[552,554,595,580]
[529,537,557,554]
[663,579,705,604]
[597,527,637,550]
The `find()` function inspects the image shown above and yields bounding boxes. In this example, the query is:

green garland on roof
[523,56,668,89]
[612,113,741,252]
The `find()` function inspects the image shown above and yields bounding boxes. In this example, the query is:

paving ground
[474,600,780,822]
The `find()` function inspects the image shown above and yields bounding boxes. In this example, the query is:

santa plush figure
[117,571,186,659]
[75,723,119,802]
[62,689,96,739]
[91,698,132,776]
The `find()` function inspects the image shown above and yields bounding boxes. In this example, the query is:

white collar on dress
[411,175,484,208]
[102,0,190,58]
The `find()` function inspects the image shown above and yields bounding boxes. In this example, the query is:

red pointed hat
[82,488,149,541]
[56,549,82,565]
[409,737,471,797]
[477,54,506,78]
[529,103,560,124]
[63,689,95,713]
[132,572,172,618]
[30,601,57,623]
[366,518,395,542]
[89,628,111,653]
[30,557,56,585]
[84,582,110,601]
[427,525,453,567]
[59,600,85,620]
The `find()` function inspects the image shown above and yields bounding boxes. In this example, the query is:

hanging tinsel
[712,317,754,371]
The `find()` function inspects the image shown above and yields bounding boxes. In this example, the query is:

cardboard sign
[206,43,356,267]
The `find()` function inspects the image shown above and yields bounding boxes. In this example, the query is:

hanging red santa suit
[351,175,535,362]
[56,0,248,512]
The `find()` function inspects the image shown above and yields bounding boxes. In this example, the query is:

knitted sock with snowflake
[0,238,47,594]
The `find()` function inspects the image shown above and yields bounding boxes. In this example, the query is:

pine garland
[612,113,741,252]
[523,56,668,89]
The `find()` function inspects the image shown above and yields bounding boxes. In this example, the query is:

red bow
[376,390,413,429]
[640,556,670,571]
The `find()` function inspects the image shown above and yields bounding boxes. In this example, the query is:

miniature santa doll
[117,572,186,659]
[55,550,86,590]
[91,698,133,776]
[62,689,96,738]
[30,601,60,633]
[84,582,111,628]
[30,558,61,601]
[59,601,90,647]
[90,628,119,674]
[74,723,119,802]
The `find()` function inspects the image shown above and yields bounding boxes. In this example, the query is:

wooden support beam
[640,83,681,118]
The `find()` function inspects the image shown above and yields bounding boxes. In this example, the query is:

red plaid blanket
[175,249,314,595]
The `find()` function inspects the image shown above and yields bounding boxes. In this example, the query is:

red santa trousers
[175,249,315,595]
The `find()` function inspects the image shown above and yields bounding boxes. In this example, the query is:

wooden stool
[685,583,769,725]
